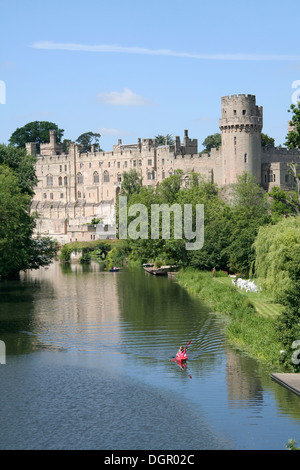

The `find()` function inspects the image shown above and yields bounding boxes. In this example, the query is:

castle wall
[28,95,300,244]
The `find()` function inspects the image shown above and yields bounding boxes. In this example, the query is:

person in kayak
[177,346,186,357]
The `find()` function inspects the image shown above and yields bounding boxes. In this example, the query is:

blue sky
[1,0,300,151]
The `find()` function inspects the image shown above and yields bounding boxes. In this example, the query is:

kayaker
[177,346,186,356]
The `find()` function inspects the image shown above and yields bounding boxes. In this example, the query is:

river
[0,261,299,450]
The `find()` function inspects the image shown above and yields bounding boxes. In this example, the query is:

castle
[27,94,300,245]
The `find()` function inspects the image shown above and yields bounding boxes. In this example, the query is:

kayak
[109,267,120,272]
[176,353,188,362]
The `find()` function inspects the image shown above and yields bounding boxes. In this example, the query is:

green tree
[121,169,143,197]
[0,144,37,196]
[155,134,175,146]
[261,133,275,149]
[201,133,221,153]
[285,102,300,149]
[9,121,64,153]
[76,132,101,152]
[225,173,271,276]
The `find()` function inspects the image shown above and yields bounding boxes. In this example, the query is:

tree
[0,145,58,278]
[285,101,300,149]
[76,132,101,152]
[261,133,275,149]
[0,144,37,196]
[155,134,175,146]
[120,169,143,197]
[9,121,64,153]
[201,133,221,153]
[225,173,271,276]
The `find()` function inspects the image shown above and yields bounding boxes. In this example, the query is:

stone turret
[219,94,263,184]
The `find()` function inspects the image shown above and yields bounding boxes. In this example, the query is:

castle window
[117,162,120,168]
[233,110,237,115]
[242,110,246,115]
[46,175,53,186]
[117,173,122,183]
[162,170,165,180]
[267,170,275,182]
[103,171,110,183]
[285,174,289,183]
[139,160,142,166]
[162,158,165,165]
[147,172,152,180]
[59,165,62,172]
[93,171,99,183]
[50,193,53,200]
[43,193,47,199]
[77,191,81,198]
[133,160,136,167]
[77,173,83,184]
[244,153,247,163]
[58,176,63,186]
[124,161,128,168]
[60,193,64,199]
[65,165,67,171]
[64,176,68,186]
[148,159,152,166]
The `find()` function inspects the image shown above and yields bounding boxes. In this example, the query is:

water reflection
[0,261,300,450]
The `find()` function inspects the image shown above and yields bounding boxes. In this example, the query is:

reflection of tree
[0,279,43,354]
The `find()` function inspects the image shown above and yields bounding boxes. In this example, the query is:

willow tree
[253,217,300,301]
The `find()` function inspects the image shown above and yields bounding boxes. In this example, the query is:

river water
[0,261,299,450]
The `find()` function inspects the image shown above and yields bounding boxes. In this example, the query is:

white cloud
[97,88,153,106]
[31,41,300,61]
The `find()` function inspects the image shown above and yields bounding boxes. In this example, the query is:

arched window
[77,172,83,184]
[117,173,122,183]
[103,171,110,183]
[58,176,62,186]
[93,171,99,183]
[46,174,53,186]
[64,176,68,186]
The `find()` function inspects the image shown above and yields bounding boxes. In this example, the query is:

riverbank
[175,268,285,371]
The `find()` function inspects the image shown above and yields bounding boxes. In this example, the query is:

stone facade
[27,94,300,244]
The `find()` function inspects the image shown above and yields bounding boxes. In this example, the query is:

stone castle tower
[219,94,263,184]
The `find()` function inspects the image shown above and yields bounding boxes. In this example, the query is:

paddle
[172,340,191,361]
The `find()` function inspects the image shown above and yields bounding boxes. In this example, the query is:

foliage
[224,173,271,276]
[254,217,300,301]
[286,439,300,450]
[201,133,221,153]
[0,164,58,278]
[0,144,37,196]
[75,132,101,152]
[285,101,300,149]
[261,133,275,149]
[9,121,64,153]
[120,169,143,197]
[155,134,174,146]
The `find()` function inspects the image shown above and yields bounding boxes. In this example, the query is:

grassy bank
[176,268,285,371]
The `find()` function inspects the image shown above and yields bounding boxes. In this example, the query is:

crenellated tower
[219,94,263,184]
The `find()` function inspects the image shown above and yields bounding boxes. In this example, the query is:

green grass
[176,268,285,370]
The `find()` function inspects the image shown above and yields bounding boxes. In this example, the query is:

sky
[1,0,300,151]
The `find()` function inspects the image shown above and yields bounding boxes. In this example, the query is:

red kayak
[176,352,188,362]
